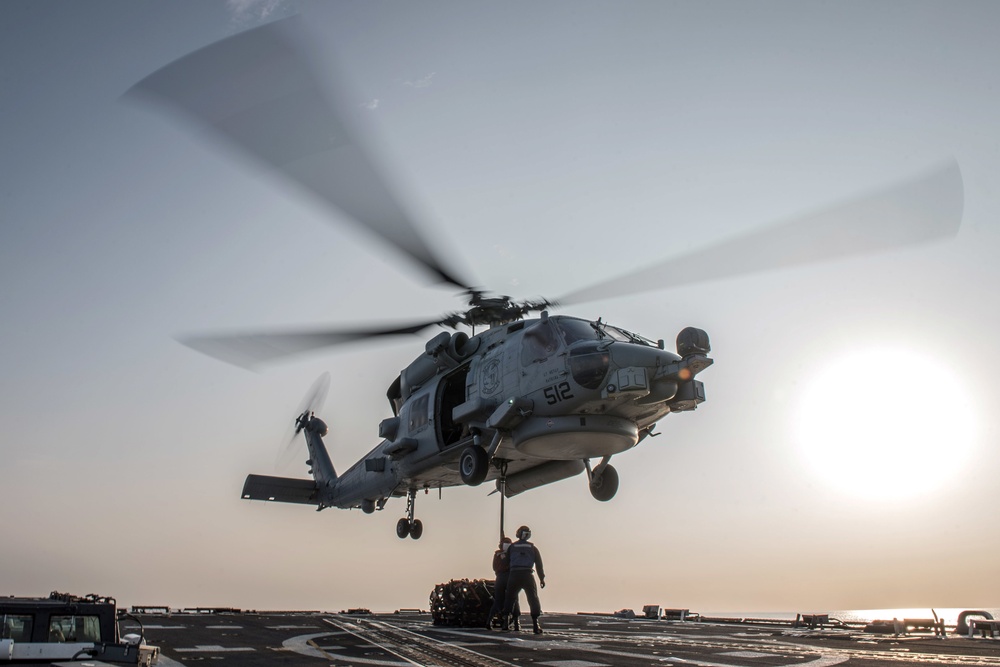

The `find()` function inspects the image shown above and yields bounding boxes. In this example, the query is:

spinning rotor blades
[127,17,469,291]
[135,19,966,370]
[179,320,446,369]
[557,160,963,305]
[276,371,330,471]
[179,161,963,369]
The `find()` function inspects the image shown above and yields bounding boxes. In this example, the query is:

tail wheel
[409,519,423,539]
[589,464,619,502]
[459,446,489,486]
[396,518,411,539]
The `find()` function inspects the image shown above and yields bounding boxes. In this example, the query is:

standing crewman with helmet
[486,537,520,630]
[501,525,545,634]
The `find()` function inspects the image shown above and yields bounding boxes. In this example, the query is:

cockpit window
[555,316,636,344]
[521,319,561,365]
[603,326,632,342]
[610,325,658,346]
[553,316,656,348]
[555,317,600,344]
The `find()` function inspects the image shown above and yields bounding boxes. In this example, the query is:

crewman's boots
[485,614,493,630]
[532,617,542,635]
[499,615,510,632]
[513,616,520,631]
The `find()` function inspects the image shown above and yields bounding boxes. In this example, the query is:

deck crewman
[501,525,545,634]
[487,537,521,630]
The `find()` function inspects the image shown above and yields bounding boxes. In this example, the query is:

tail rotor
[242,371,337,508]
[276,372,331,471]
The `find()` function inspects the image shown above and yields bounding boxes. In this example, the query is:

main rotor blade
[127,17,470,290]
[296,371,331,417]
[179,320,443,369]
[557,160,963,305]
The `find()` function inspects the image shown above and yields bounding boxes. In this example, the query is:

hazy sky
[3,0,1000,615]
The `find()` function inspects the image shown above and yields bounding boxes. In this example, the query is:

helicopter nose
[601,331,712,407]
[606,341,680,374]
[603,345,678,397]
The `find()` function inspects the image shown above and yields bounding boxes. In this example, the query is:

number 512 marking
[544,381,574,405]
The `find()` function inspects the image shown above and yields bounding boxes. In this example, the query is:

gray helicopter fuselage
[312,314,711,512]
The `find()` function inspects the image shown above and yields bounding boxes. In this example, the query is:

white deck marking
[324,617,516,666]
[798,657,849,667]
[548,625,852,667]
[281,632,409,665]
[154,656,186,667]
[527,640,849,667]
[281,633,344,659]
[174,645,254,652]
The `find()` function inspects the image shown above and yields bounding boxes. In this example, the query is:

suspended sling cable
[498,461,508,541]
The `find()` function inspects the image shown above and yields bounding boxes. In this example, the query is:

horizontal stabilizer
[242,474,318,505]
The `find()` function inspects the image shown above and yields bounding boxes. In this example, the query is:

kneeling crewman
[501,525,545,634]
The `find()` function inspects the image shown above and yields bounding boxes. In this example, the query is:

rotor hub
[455,291,552,328]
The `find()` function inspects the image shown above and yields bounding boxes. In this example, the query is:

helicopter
[127,17,963,539]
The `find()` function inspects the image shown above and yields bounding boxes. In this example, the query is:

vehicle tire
[459,446,489,486]
[396,518,411,539]
[589,464,619,502]
[409,519,423,540]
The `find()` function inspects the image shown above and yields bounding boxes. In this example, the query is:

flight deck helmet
[516,525,531,540]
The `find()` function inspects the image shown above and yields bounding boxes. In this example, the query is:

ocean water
[704,608,1000,625]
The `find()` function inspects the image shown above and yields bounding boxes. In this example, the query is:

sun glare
[794,347,976,501]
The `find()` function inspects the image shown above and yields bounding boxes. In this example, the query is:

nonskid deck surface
[123,612,1000,667]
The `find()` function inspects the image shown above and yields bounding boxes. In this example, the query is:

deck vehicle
[0,592,158,665]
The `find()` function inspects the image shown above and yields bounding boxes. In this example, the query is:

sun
[793,347,976,501]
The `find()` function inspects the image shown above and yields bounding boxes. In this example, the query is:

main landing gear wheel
[396,518,423,539]
[459,445,489,486]
[589,464,619,502]
[397,489,423,539]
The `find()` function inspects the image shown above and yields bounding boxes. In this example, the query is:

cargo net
[429,579,495,627]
